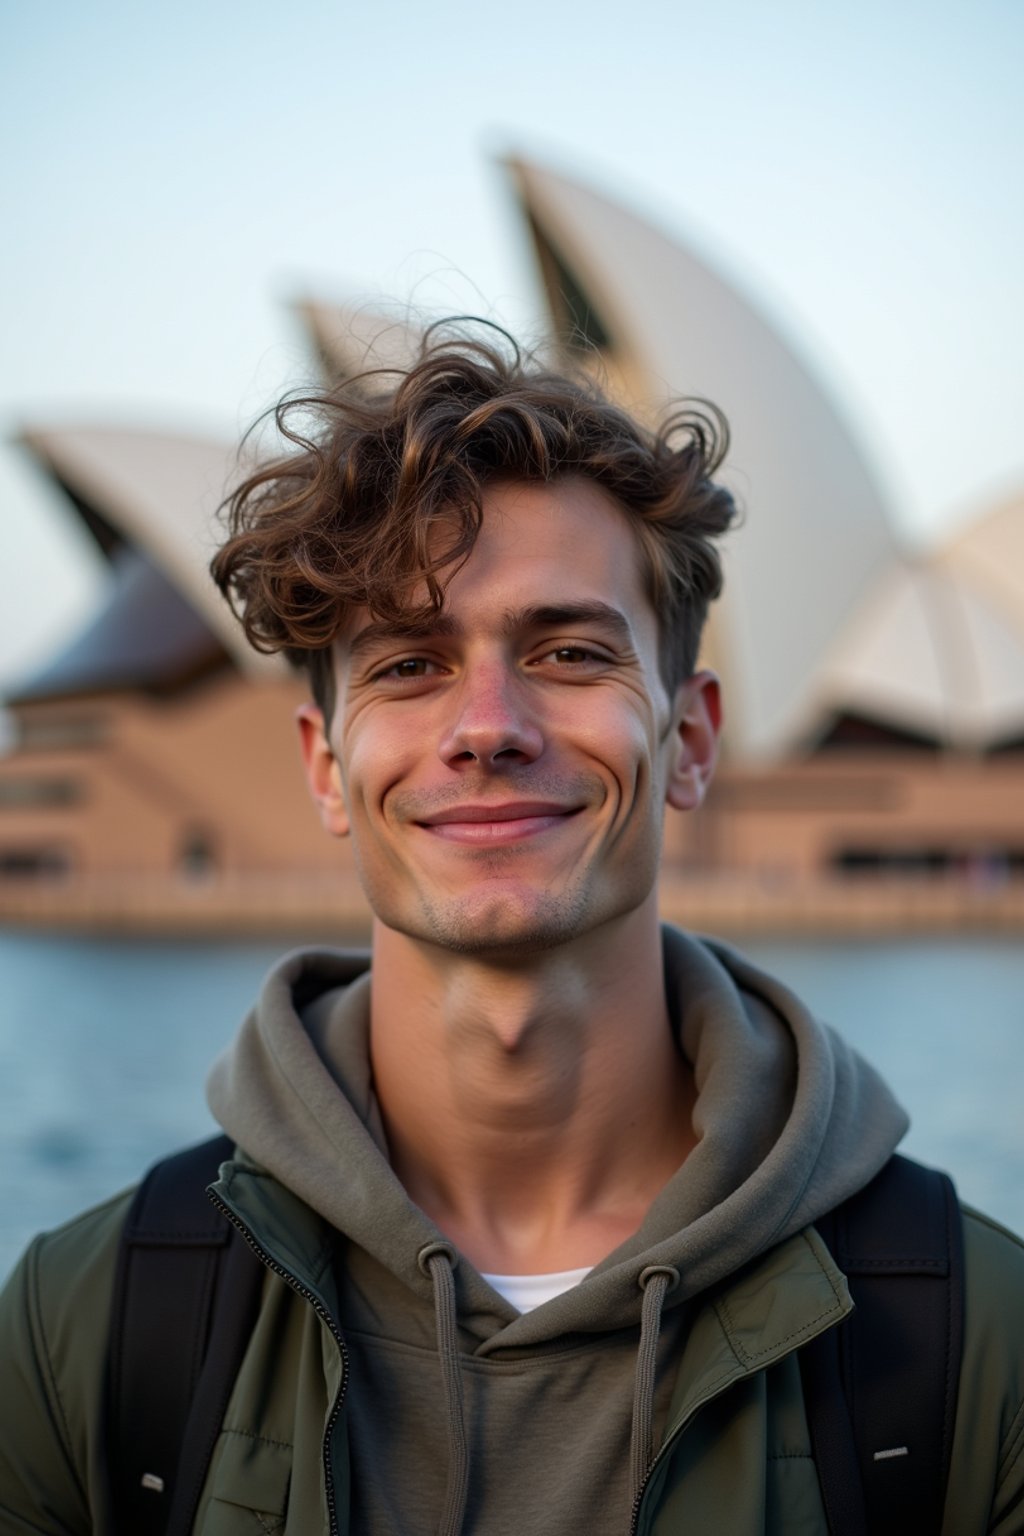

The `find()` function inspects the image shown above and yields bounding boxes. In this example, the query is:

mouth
[415,802,583,845]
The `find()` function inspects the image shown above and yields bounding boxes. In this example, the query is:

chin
[404,883,598,958]
[383,869,663,958]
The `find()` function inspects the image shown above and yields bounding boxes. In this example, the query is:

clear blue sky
[2,0,1021,689]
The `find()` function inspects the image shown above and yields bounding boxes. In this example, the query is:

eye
[373,656,438,682]
[542,644,603,666]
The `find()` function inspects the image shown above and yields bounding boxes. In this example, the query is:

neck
[369,900,698,1273]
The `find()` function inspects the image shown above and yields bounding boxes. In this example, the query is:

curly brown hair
[211,320,736,720]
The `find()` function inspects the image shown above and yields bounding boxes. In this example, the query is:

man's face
[301,478,719,957]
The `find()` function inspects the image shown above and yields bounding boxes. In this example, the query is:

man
[2,324,1023,1535]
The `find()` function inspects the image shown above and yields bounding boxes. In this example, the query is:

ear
[665,670,722,813]
[296,703,350,838]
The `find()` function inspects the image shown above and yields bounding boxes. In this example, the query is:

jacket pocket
[205,1427,292,1533]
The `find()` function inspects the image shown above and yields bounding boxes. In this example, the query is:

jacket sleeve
[0,1191,131,1536]
[942,1207,1024,1536]
[990,1407,1024,1536]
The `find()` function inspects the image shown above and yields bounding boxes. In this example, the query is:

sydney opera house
[2,158,1022,935]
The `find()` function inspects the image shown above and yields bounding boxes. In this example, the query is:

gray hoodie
[206,925,908,1535]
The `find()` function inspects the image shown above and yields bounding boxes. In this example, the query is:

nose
[438,659,543,769]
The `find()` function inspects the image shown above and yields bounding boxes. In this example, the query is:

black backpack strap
[797,1301,867,1536]
[105,1133,265,1536]
[801,1154,964,1536]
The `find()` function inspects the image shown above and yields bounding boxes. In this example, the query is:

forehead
[444,477,651,615]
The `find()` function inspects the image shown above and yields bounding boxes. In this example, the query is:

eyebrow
[346,614,460,662]
[504,603,634,645]
[345,602,635,661]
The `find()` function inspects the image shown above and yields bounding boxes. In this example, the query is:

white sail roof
[933,493,1024,641]
[292,299,423,383]
[504,157,900,760]
[19,426,279,676]
[814,558,1024,749]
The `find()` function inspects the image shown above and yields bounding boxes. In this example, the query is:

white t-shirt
[482,1265,592,1313]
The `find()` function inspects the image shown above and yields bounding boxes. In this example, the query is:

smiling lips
[415,802,582,845]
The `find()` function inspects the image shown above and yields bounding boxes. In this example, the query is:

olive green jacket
[2,1161,1023,1535]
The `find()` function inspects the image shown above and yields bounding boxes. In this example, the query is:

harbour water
[1,929,1022,1278]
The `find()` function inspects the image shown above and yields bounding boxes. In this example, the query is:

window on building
[179,827,217,881]
[14,715,109,751]
[0,846,70,879]
[0,778,82,808]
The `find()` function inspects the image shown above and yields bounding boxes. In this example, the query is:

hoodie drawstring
[417,1243,678,1528]
[630,1265,680,1499]
[418,1242,469,1536]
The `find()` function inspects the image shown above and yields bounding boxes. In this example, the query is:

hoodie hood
[207,925,907,1338]
[206,926,908,1535]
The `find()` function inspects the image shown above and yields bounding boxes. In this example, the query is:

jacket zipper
[207,1191,349,1536]
[628,1388,712,1536]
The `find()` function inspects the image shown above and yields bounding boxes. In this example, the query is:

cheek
[339,720,416,820]
[569,713,665,824]
[573,694,662,766]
